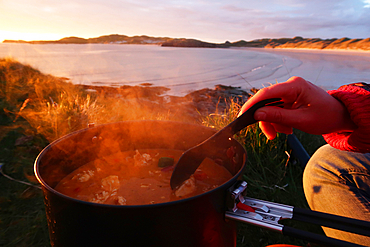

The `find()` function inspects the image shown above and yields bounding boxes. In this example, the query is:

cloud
[0,0,369,42]
[213,0,370,40]
[363,0,370,7]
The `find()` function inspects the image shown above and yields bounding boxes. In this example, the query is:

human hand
[238,76,356,140]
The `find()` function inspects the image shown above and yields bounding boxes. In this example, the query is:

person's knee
[303,144,370,209]
[302,145,370,245]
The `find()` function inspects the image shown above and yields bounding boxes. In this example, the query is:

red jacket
[323,83,370,153]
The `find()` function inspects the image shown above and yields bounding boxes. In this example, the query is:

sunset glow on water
[1,43,370,95]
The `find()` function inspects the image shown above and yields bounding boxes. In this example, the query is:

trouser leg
[303,144,370,245]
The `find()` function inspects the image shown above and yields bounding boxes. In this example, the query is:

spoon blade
[170,98,283,190]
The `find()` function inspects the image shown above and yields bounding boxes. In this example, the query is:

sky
[1,0,370,43]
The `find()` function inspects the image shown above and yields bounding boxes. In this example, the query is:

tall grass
[0,58,189,142]
[0,58,326,247]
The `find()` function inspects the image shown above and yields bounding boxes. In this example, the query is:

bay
[1,43,369,96]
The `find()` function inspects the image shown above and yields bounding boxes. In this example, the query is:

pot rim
[34,120,247,209]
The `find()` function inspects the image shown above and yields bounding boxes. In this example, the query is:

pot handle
[225,181,370,247]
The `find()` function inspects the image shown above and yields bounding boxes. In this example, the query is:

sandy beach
[238,47,370,90]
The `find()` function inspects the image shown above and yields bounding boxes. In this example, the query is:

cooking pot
[34,120,247,247]
[35,120,370,247]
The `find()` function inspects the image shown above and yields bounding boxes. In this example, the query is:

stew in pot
[55,149,232,205]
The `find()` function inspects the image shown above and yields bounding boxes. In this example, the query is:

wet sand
[241,47,370,90]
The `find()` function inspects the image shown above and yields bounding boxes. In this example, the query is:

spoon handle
[227,98,283,135]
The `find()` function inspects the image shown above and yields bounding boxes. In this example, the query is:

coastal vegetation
[3,33,370,51]
[0,58,325,246]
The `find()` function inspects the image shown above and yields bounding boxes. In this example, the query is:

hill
[3,34,229,48]
[3,34,173,45]
[161,38,229,48]
[232,36,370,51]
[166,36,370,51]
[3,34,370,51]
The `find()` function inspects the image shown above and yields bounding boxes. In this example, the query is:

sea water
[1,43,370,96]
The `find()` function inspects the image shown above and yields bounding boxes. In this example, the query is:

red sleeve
[322,83,370,153]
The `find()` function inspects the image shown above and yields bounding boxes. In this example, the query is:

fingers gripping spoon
[170,98,283,189]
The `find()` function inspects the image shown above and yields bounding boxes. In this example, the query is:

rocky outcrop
[80,83,251,122]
